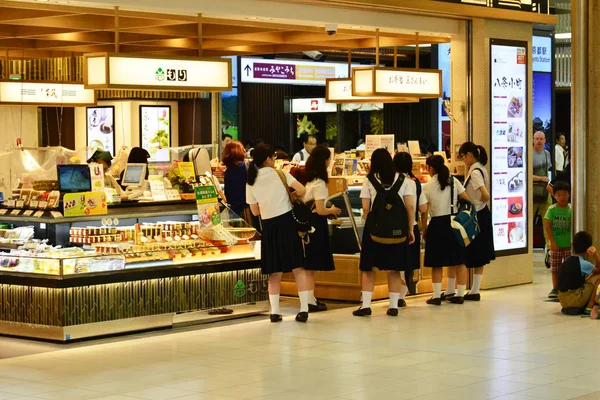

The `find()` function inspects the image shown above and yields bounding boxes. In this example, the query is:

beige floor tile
[32,388,105,400]
[208,384,285,399]
[121,386,196,400]
[518,385,594,399]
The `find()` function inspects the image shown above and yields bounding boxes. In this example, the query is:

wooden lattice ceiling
[0,0,450,59]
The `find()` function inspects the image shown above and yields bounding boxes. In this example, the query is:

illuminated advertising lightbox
[490,39,528,255]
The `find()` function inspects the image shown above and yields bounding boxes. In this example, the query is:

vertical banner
[490,39,528,255]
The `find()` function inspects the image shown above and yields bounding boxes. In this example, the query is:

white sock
[298,291,309,313]
[389,292,400,309]
[399,285,409,300]
[457,284,466,297]
[269,294,280,315]
[433,283,442,299]
[361,291,373,309]
[446,277,456,295]
[470,274,483,294]
[308,289,317,305]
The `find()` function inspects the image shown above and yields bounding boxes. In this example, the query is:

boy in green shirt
[544,181,572,299]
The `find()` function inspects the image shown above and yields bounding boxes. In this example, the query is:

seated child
[558,231,600,317]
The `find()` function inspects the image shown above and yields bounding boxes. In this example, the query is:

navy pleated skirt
[465,206,496,268]
[304,213,335,271]
[261,211,305,274]
[359,215,408,272]
[407,224,421,274]
[424,216,466,268]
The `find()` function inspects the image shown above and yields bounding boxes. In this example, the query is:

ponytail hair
[247,144,275,186]
[458,141,488,166]
[426,155,450,190]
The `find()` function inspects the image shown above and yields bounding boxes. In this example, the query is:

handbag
[275,170,313,238]
[450,177,480,247]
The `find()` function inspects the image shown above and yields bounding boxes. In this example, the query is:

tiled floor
[1,254,599,400]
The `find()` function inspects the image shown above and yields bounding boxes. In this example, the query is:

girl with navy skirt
[457,142,495,301]
[302,145,342,312]
[393,152,423,308]
[421,155,473,305]
[246,144,310,323]
[354,149,416,317]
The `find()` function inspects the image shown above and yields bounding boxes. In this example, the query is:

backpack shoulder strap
[450,177,457,215]
[391,174,405,193]
[300,151,304,161]
[465,167,485,188]
[368,174,386,194]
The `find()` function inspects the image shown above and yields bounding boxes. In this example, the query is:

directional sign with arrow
[244,64,251,76]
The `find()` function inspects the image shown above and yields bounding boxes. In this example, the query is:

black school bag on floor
[368,174,409,244]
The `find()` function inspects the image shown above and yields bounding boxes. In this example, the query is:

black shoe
[387,308,398,316]
[561,307,581,316]
[441,292,456,300]
[426,297,442,306]
[398,299,407,308]
[447,296,464,304]
[295,312,308,323]
[464,293,481,301]
[270,314,282,323]
[308,300,328,313]
[353,307,372,316]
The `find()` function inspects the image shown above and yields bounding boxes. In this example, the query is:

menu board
[490,40,528,255]
[86,106,115,157]
[140,105,171,162]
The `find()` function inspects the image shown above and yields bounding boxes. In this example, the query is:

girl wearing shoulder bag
[421,155,472,305]
[451,142,495,302]
[246,144,311,323]
[302,145,342,312]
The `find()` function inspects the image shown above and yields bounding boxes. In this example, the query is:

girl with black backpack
[354,149,416,317]
[453,142,495,301]
[302,145,342,312]
[393,152,426,308]
[246,144,311,323]
[421,155,473,305]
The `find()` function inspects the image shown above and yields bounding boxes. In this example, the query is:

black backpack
[368,174,409,244]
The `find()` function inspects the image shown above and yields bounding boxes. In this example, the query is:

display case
[0,202,267,342]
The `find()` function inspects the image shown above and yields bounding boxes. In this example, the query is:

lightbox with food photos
[489,39,529,256]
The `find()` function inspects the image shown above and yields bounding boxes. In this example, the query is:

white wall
[75,100,179,153]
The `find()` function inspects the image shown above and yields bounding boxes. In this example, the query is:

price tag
[33,211,45,218]
[15,200,24,209]
[38,201,48,209]
[22,210,34,217]
[166,189,182,201]
[50,211,63,219]
[10,209,21,216]
[30,200,39,208]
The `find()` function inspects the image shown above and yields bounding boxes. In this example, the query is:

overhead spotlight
[303,51,323,61]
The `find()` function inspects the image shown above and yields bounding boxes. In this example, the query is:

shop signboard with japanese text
[241,58,359,86]
[490,40,528,255]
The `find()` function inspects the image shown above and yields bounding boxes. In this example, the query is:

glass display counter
[0,202,267,342]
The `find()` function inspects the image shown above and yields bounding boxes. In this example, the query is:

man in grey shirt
[533,132,553,282]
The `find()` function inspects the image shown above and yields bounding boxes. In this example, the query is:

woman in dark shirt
[222,140,247,216]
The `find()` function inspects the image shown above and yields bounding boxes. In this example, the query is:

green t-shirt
[544,204,572,248]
